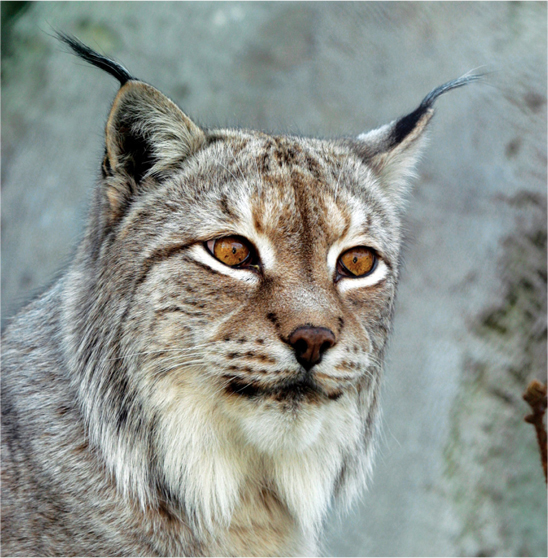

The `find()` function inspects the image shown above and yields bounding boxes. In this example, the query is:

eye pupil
[353,257,357,264]
[232,247,236,254]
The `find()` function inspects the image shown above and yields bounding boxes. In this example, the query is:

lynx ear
[104,80,205,184]
[354,75,480,201]
[56,33,205,220]
[101,81,205,219]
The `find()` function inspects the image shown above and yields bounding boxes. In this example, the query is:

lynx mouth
[222,373,343,403]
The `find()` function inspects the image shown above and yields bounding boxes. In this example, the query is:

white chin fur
[151,372,366,542]
[238,402,326,454]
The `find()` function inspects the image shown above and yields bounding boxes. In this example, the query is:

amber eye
[337,247,377,278]
[206,236,256,268]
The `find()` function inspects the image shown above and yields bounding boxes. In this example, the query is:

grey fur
[1,37,475,556]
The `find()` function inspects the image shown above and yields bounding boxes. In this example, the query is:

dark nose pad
[288,326,336,371]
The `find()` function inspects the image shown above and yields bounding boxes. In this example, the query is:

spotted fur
[1,35,477,556]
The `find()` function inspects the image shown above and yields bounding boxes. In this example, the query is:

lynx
[1,34,477,556]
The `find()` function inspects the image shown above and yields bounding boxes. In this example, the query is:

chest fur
[219,486,309,556]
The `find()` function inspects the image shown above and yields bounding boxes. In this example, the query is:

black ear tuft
[56,31,136,86]
[419,73,483,110]
[392,73,483,147]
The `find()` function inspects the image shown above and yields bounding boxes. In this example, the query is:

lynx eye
[337,247,377,278]
[206,236,256,268]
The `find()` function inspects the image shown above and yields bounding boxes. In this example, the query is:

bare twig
[523,380,547,483]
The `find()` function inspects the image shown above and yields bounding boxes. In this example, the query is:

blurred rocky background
[2,2,546,556]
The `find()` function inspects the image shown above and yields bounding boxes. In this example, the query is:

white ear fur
[356,109,433,201]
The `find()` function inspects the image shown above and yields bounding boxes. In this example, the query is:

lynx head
[58,34,477,542]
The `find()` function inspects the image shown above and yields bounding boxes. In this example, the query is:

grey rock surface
[2,2,546,556]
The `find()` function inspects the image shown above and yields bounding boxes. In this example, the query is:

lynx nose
[288,326,336,371]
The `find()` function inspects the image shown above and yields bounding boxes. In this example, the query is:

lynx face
[54,35,477,551]
[121,133,397,453]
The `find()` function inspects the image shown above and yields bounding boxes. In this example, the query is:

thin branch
[523,380,547,483]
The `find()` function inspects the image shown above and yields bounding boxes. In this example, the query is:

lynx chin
[1,34,479,556]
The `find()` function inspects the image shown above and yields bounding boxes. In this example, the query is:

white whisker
[229,146,249,184]
[217,161,240,184]
[108,344,210,361]
[152,359,207,376]
[333,154,350,202]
